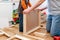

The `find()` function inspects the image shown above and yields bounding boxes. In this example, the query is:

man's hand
[23,8,32,14]
[23,0,45,14]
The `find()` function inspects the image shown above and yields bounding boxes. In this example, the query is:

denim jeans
[46,15,60,36]
[19,13,23,32]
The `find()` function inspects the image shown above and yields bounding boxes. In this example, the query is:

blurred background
[0,0,47,28]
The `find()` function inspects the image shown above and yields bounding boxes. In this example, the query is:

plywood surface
[23,10,40,34]
[28,28,53,40]
[0,34,9,40]
[11,38,21,40]
[2,28,16,36]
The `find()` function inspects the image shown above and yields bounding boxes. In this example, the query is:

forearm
[30,0,45,11]
[41,7,47,11]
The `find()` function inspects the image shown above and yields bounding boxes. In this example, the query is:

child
[18,0,31,32]
[23,0,60,36]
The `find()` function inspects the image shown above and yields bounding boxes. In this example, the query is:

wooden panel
[2,28,16,37]
[23,10,41,34]
[0,34,9,40]
[11,38,21,40]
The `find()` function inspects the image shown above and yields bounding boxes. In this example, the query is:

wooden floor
[29,28,53,40]
[0,23,53,40]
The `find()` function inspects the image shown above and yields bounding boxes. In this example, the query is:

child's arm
[23,0,45,14]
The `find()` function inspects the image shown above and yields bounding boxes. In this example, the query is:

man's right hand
[23,8,32,14]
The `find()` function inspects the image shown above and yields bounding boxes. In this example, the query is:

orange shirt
[21,0,31,9]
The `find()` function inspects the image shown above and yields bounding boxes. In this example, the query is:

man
[23,0,60,36]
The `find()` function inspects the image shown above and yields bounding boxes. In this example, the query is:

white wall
[0,2,13,28]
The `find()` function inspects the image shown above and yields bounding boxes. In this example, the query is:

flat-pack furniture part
[23,10,41,34]
[7,35,31,40]
[23,10,48,40]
